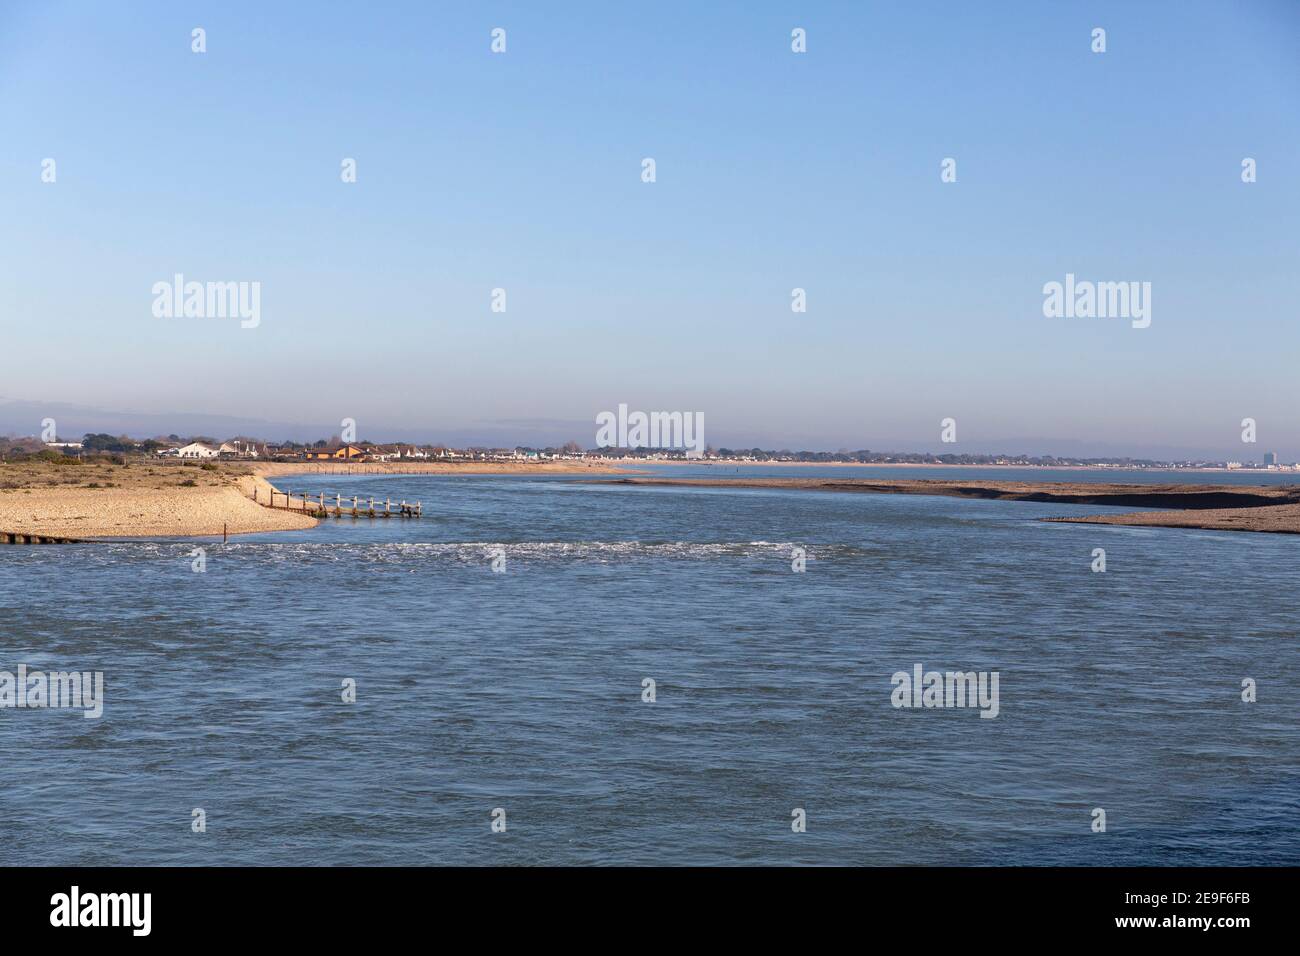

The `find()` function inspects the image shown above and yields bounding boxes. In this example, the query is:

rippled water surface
[2,468,1296,865]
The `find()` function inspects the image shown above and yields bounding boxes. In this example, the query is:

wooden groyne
[1,530,85,544]
[255,486,422,519]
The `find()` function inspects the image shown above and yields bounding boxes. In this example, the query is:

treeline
[0,433,200,459]
[80,433,170,453]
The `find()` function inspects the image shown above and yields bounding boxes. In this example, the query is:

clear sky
[1,1,1297,457]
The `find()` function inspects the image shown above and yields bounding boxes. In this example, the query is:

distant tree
[82,433,137,453]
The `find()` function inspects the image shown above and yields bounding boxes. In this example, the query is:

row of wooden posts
[255,486,422,519]
[1,530,84,544]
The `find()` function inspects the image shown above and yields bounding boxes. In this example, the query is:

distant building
[304,444,366,460]
[174,442,219,459]
[1264,452,1278,466]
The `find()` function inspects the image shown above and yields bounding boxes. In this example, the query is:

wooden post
[223,522,228,543]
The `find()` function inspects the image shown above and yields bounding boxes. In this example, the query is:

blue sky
[1,1,1297,456]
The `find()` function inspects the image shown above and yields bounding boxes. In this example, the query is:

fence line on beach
[254,485,422,519]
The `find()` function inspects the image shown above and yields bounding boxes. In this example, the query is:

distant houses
[172,442,220,459]
[14,431,1300,471]
[303,444,366,460]
[7,433,580,465]
[121,438,592,465]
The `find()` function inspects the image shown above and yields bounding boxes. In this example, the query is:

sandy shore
[0,458,628,539]
[598,477,1300,534]
[251,460,628,479]
[0,479,317,539]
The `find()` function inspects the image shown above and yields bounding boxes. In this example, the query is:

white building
[174,442,220,459]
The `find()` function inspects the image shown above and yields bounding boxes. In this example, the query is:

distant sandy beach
[643,459,1274,475]
[251,459,629,479]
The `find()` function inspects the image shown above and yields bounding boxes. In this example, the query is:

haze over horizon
[3,1,1297,458]
[0,395,1291,462]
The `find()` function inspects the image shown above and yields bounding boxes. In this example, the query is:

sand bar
[595,477,1300,534]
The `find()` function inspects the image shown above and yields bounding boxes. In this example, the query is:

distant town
[1,433,1296,472]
